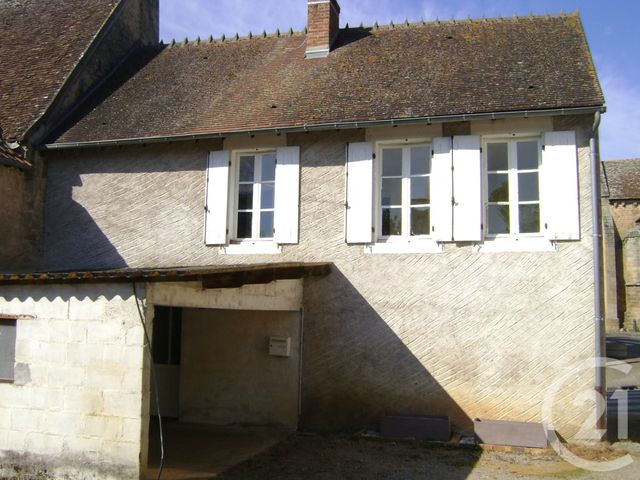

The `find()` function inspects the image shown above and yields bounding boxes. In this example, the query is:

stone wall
[623,229,640,330]
[0,284,147,480]
[37,117,597,438]
[606,201,640,330]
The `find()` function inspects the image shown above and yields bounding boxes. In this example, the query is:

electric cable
[132,282,164,480]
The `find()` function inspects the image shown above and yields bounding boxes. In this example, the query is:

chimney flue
[305,0,341,58]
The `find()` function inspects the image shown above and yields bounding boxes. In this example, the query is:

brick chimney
[305,0,341,58]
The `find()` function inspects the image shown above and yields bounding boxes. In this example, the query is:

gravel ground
[218,434,640,480]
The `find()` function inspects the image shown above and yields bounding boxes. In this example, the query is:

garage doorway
[147,306,301,478]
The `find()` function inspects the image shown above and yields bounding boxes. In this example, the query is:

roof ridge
[159,11,580,48]
[162,26,306,48]
[363,11,580,31]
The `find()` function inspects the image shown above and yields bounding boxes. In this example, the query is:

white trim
[482,136,542,238]
[374,139,432,241]
[365,240,443,254]
[473,237,557,253]
[305,48,330,59]
[229,149,277,241]
[219,242,282,255]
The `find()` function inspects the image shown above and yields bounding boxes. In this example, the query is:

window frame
[482,135,543,239]
[0,318,16,383]
[374,139,434,243]
[228,148,277,244]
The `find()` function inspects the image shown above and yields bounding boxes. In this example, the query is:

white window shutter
[274,146,301,244]
[205,150,230,245]
[430,137,453,242]
[452,135,482,242]
[541,131,580,240]
[346,142,374,244]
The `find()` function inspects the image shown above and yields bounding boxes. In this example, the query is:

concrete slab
[146,421,289,480]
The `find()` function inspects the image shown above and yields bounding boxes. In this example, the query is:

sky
[159,0,640,161]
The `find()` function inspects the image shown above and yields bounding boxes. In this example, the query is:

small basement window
[0,319,16,382]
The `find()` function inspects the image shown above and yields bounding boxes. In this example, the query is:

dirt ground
[218,434,640,480]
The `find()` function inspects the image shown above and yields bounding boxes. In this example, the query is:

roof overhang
[0,263,332,289]
[42,105,606,151]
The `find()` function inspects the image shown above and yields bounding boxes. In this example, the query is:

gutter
[42,105,606,151]
[591,111,606,436]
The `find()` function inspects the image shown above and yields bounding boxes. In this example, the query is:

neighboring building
[0,1,608,479]
[602,159,640,330]
[0,131,33,269]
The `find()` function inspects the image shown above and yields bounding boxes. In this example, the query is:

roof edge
[44,105,606,151]
[0,262,333,287]
[21,0,128,144]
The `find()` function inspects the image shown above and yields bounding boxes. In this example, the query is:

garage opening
[146,306,301,479]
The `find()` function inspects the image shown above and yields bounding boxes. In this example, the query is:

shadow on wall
[41,173,128,271]
[301,267,473,435]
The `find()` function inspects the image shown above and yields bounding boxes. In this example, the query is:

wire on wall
[132,282,165,480]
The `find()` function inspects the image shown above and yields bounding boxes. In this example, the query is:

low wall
[0,284,147,480]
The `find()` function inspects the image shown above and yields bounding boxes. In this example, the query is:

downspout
[591,111,606,436]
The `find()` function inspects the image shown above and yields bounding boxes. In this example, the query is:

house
[602,159,640,331]
[0,0,607,478]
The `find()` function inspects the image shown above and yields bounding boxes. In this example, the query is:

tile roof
[0,0,120,142]
[0,127,30,168]
[54,13,604,145]
[602,159,640,200]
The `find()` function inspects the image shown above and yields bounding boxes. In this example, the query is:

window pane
[519,204,540,233]
[238,184,253,210]
[0,319,16,381]
[517,141,539,170]
[261,153,276,182]
[488,204,510,234]
[261,183,275,209]
[518,172,539,202]
[382,208,402,236]
[488,173,509,202]
[410,146,430,175]
[381,178,402,206]
[487,143,508,171]
[237,212,252,238]
[411,177,430,205]
[382,148,402,176]
[239,156,255,182]
[411,207,430,235]
[260,211,274,238]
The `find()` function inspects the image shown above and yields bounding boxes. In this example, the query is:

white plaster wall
[179,309,300,429]
[0,284,147,480]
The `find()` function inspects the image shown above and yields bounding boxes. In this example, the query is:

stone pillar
[623,226,640,331]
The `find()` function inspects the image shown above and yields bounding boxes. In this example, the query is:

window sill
[473,237,557,253]
[219,242,282,255]
[365,240,443,254]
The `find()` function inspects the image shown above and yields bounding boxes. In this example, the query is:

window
[346,131,578,252]
[377,143,432,239]
[0,319,16,382]
[485,138,541,237]
[233,151,277,241]
[205,146,300,251]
